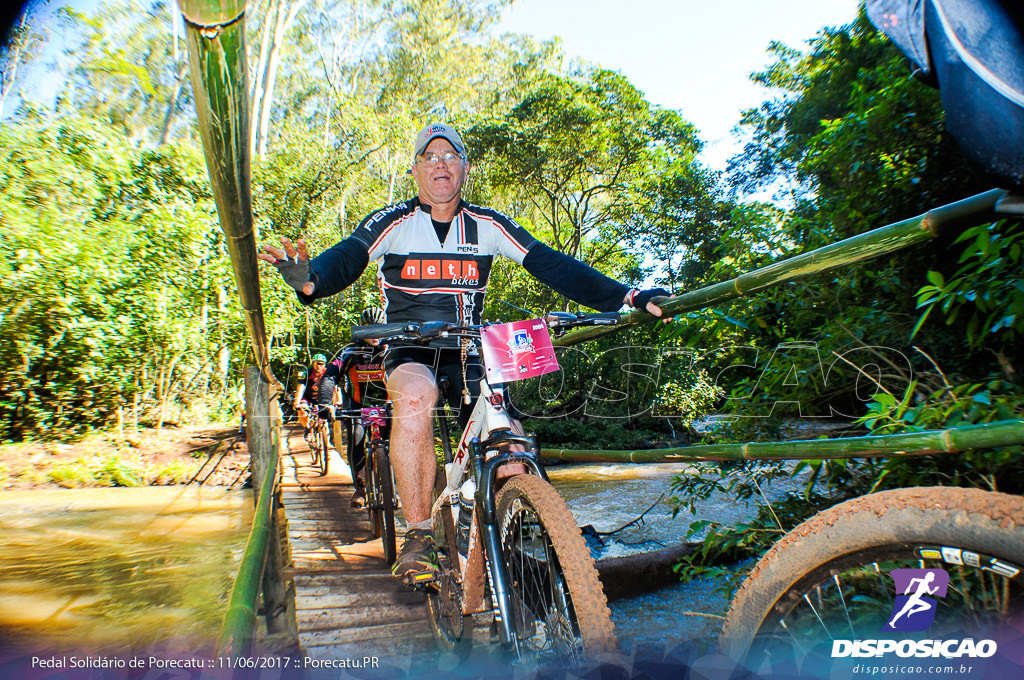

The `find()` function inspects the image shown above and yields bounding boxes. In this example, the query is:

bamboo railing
[216,422,278,655]
[542,418,1024,464]
[178,0,294,658]
[179,0,274,383]
[554,189,1007,347]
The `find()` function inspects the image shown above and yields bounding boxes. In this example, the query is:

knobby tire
[719,487,1024,674]
[495,475,617,665]
[374,443,397,566]
[318,420,330,476]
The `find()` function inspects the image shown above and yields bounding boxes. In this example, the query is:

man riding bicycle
[293,353,327,434]
[318,307,389,508]
[259,122,670,580]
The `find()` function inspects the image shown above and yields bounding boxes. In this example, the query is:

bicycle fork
[469,434,545,654]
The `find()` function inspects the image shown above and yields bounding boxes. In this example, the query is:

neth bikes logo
[832,568,998,659]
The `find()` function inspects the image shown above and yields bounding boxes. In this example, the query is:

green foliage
[532,418,669,452]
[667,460,794,517]
[0,113,244,440]
[852,378,1024,494]
[913,220,1024,353]
[47,454,144,487]
[672,491,835,596]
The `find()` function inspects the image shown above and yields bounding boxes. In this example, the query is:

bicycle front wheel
[496,475,616,666]
[720,487,1024,675]
[308,420,321,468]
[373,443,397,566]
[317,421,330,476]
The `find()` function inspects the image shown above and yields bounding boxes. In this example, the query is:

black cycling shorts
[383,344,483,427]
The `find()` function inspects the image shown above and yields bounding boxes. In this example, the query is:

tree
[469,68,719,306]
[53,1,197,147]
[0,1,47,120]
[248,0,309,158]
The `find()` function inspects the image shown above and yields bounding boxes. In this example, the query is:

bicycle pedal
[401,569,438,588]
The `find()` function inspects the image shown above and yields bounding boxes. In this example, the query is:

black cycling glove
[628,287,671,311]
[272,254,315,293]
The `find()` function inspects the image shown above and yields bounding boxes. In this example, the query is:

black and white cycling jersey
[299,197,630,323]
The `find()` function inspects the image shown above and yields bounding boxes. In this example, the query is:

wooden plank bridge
[276,424,436,665]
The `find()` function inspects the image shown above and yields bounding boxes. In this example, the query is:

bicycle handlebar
[351,322,410,342]
[351,313,621,342]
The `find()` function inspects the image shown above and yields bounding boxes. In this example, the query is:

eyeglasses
[416,150,465,166]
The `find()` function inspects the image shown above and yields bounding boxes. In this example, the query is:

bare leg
[387,363,438,524]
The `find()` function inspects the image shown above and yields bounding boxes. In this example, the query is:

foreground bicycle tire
[719,487,1024,675]
[496,475,617,665]
[373,443,397,565]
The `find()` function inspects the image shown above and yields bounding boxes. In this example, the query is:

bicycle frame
[432,373,550,649]
[361,405,390,509]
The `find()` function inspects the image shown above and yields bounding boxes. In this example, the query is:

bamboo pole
[541,418,1024,464]
[179,0,275,385]
[554,189,1007,347]
[215,424,277,656]
[179,0,296,656]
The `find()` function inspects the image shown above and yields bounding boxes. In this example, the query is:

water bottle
[456,478,476,557]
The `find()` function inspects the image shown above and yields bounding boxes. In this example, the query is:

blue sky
[493,0,864,171]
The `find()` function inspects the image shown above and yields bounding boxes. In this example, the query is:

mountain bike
[339,403,395,569]
[303,405,330,476]
[717,485,1024,675]
[351,313,620,667]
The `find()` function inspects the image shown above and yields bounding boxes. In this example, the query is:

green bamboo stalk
[179,0,274,382]
[554,189,1007,347]
[215,446,278,657]
[541,418,1024,464]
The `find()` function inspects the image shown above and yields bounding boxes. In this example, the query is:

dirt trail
[0,425,251,490]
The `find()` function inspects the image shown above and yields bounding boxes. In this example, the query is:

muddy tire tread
[719,486,1024,659]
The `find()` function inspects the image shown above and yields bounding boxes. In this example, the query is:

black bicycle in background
[340,405,397,566]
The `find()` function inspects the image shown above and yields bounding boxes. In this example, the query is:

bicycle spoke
[802,591,832,639]
[834,573,855,638]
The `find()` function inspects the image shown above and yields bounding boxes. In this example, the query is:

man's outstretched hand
[258,236,315,296]
[628,287,674,320]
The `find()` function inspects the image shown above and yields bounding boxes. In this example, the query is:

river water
[0,486,251,656]
[548,461,805,658]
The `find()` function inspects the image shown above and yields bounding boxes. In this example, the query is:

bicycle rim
[496,475,616,667]
[374,444,397,565]
[720,487,1024,676]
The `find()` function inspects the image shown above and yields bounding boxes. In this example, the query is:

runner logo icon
[884,568,949,632]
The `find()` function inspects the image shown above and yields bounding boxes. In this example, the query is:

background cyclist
[260,122,671,580]
[293,353,327,436]
[318,307,389,508]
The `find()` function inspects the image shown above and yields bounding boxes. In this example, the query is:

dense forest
[1,0,1021,520]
